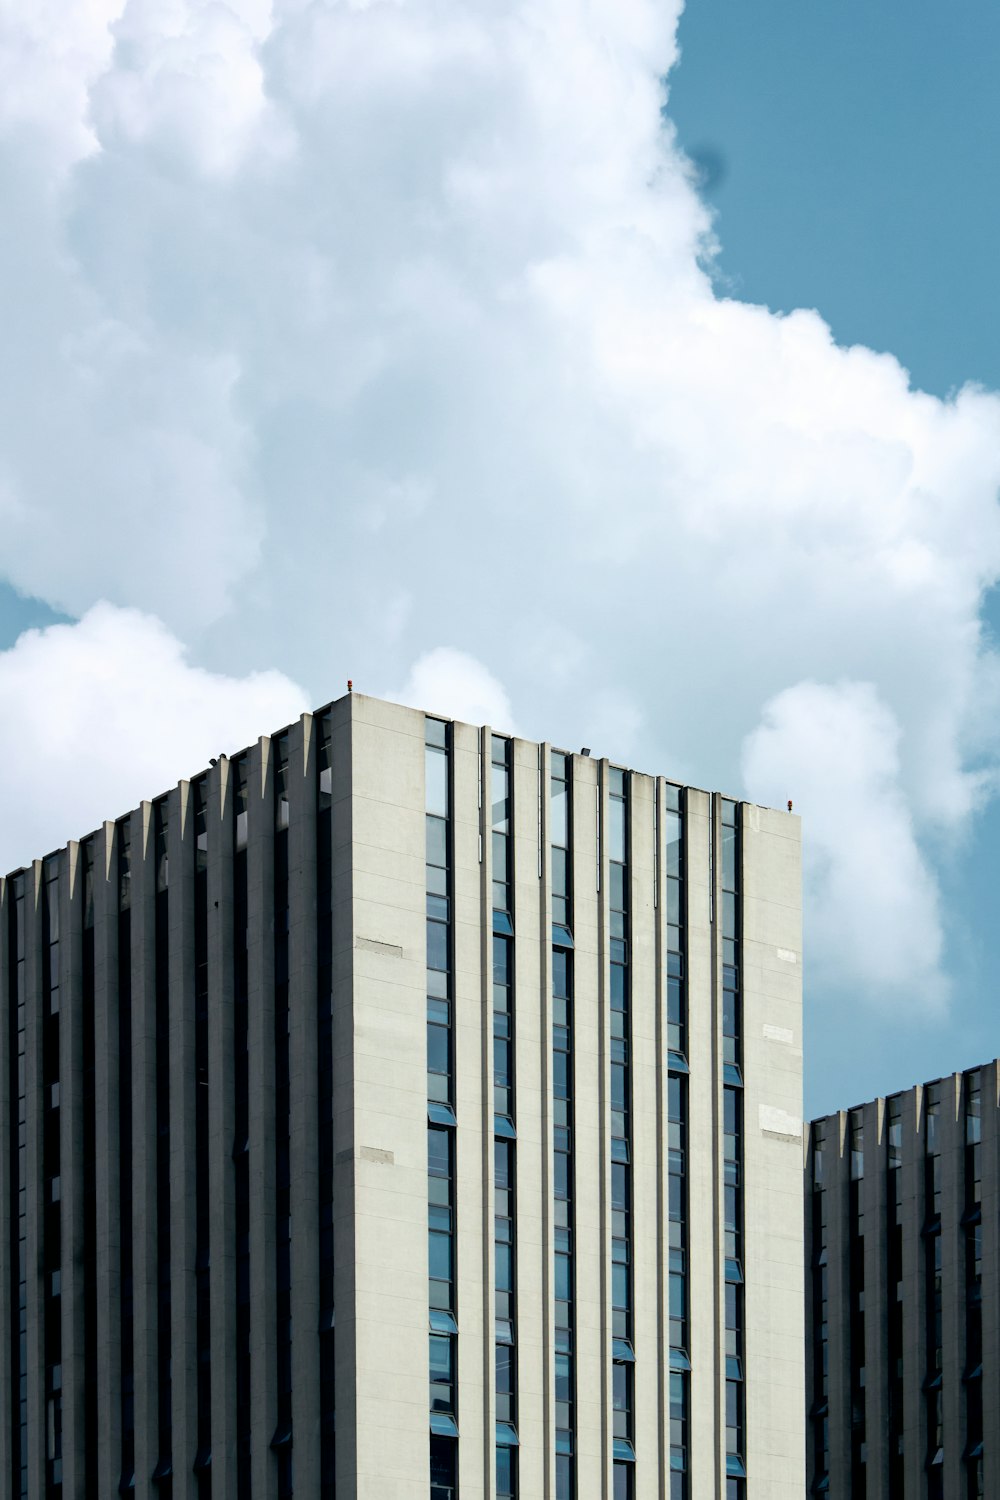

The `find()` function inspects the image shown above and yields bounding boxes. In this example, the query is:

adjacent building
[1,690,804,1500]
[806,1065,999,1499]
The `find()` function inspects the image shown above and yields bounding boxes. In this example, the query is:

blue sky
[669,0,1000,1112]
[1,0,999,1119]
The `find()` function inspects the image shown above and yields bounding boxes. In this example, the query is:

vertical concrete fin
[169,780,198,1497]
[208,755,237,1500]
[289,714,321,1491]
[59,843,86,1495]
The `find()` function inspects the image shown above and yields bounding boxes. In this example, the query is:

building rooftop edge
[809,1056,1000,1127]
[2,686,796,882]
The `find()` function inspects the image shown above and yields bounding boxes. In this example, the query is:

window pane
[426,817,448,869]
[427,920,449,972]
[608,798,625,864]
[551,783,568,848]
[426,747,449,816]
[429,1231,453,1282]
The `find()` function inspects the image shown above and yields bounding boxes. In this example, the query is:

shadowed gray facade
[0,691,803,1500]
[806,1066,999,1500]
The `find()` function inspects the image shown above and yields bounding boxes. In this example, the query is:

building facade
[806,1065,1000,1499]
[0,691,804,1500]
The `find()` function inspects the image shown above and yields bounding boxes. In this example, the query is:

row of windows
[273,736,294,1498]
[8,873,28,1497]
[609,769,634,1500]
[720,799,745,1500]
[848,1110,866,1497]
[153,803,174,1495]
[317,718,337,1492]
[42,863,63,1497]
[665,785,689,1500]
[812,1069,987,1500]
[551,751,575,1500]
[493,737,520,1498]
[5,727,348,1500]
[427,719,458,1500]
[193,781,212,1493]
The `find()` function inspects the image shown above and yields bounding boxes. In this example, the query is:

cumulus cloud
[0,0,999,1010]
[742,681,948,1013]
[0,603,307,874]
[390,647,516,733]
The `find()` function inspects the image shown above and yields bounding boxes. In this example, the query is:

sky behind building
[1,0,999,1116]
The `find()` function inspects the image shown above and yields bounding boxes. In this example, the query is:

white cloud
[390,647,515,733]
[0,0,999,1010]
[0,602,307,874]
[742,681,948,1013]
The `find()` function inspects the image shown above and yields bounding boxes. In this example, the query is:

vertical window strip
[82,841,98,1495]
[153,801,173,1492]
[609,768,634,1500]
[43,860,62,1496]
[118,818,136,1496]
[963,1072,983,1499]
[492,736,518,1498]
[232,757,252,1500]
[272,736,293,1496]
[720,798,745,1496]
[8,871,27,1498]
[886,1098,903,1499]
[848,1111,866,1498]
[316,716,336,1495]
[551,751,575,1500]
[924,1085,943,1500]
[193,781,212,1491]
[810,1125,829,1493]
[665,784,688,1500]
[426,717,457,1500]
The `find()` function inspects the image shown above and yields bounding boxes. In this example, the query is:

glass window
[427,1022,449,1081]
[430,1334,454,1412]
[428,1127,451,1179]
[426,817,448,870]
[430,1434,456,1500]
[427,920,449,973]
[608,796,626,864]
[614,1461,632,1500]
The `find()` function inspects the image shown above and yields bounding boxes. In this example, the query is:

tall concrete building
[806,1065,999,1499]
[0,691,804,1500]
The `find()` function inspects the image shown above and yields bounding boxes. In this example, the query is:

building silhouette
[806,1065,998,1498]
[1,691,804,1499]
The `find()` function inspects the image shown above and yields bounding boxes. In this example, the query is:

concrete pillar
[247,738,278,1500]
[93,823,123,1498]
[208,757,237,1500]
[900,1087,924,1498]
[287,715,321,1492]
[516,739,550,1500]
[863,1097,889,1500]
[130,803,159,1498]
[454,719,488,1500]
[24,861,46,1498]
[0,875,10,1488]
[940,1075,964,1500]
[740,801,805,1500]
[59,845,87,1498]
[334,694,429,1500]
[683,788,716,1500]
[821,1114,850,1492]
[980,1063,1000,1499]
[630,771,660,1500]
[572,754,604,1500]
[168,782,198,1497]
